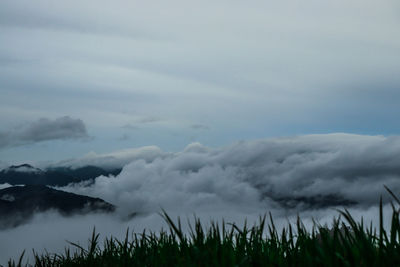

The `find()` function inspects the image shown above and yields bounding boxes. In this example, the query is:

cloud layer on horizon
[62,134,400,215]
[2,133,400,263]
[46,145,168,170]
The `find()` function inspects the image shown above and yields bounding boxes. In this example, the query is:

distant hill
[48,165,122,182]
[271,194,357,209]
[0,185,115,228]
[0,164,122,186]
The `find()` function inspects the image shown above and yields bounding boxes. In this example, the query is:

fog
[0,204,394,265]
[2,134,400,264]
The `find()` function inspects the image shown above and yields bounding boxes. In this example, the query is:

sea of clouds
[1,133,400,264]
[61,133,400,212]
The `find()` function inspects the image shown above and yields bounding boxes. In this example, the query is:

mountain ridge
[0,164,122,186]
[0,185,115,228]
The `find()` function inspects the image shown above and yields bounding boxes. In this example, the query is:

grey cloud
[0,133,10,149]
[0,116,89,149]
[0,0,163,41]
[118,118,163,131]
[3,134,400,264]
[0,202,395,265]
[1,0,399,140]
[137,116,163,124]
[0,202,394,265]
[121,124,140,130]
[62,134,400,216]
[48,146,169,170]
[20,117,88,142]
[190,124,210,130]
[30,134,397,264]
[118,134,130,141]
[0,161,8,172]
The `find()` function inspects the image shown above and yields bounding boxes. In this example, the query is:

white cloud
[0,183,12,190]
[2,134,400,264]
[61,134,400,215]
[48,145,169,170]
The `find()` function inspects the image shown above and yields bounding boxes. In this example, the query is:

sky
[1,1,400,263]
[0,0,400,163]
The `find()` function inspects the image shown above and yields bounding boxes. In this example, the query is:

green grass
[7,187,400,266]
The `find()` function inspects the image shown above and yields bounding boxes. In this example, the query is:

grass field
[7,187,400,266]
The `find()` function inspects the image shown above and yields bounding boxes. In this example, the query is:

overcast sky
[1,2,400,261]
[1,0,400,163]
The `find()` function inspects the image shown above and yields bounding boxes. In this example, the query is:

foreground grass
[8,188,400,266]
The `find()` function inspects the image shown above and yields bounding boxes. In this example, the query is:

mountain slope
[0,185,115,228]
[0,164,122,186]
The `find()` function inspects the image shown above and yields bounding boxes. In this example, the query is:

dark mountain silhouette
[0,164,122,186]
[0,185,115,228]
[6,164,43,173]
[49,165,122,182]
[270,194,357,209]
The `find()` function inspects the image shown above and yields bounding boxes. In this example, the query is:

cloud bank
[0,116,89,149]
[2,134,400,263]
[49,145,169,170]
[62,134,400,215]
[0,204,395,265]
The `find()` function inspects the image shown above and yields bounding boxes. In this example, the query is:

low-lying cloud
[49,145,168,170]
[0,199,395,265]
[62,134,400,215]
[0,116,89,149]
[3,134,400,263]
